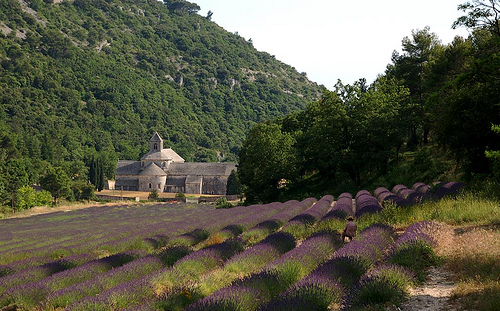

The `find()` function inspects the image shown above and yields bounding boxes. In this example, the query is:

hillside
[0,0,321,169]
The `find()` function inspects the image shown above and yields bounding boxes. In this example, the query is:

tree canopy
[238,0,500,202]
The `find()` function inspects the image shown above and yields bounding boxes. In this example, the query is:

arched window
[153,143,158,150]
[149,183,152,189]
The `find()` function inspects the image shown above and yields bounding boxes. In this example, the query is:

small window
[149,183,152,189]
[154,143,158,150]
[158,183,161,189]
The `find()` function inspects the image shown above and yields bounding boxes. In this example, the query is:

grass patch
[444,225,500,311]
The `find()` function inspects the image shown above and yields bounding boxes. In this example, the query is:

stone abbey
[114,133,236,195]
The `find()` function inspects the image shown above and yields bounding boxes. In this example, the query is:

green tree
[238,122,297,203]
[386,27,443,146]
[71,180,95,201]
[35,190,52,207]
[453,0,500,36]
[431,28,500,177]
[15,185,36,211]
[39,166,71,205]
[5,159,30,208]
[226,169,243,196]
[295,88,347,180]
[89,155,105,191]
[485,124,500,180]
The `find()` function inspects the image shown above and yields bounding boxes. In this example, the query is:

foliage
[39,166,71,205]
[215,197,233,209]
[0,0,320,208]
[453,0,500,36]
[239,4,500,200]
[175,191,186,198]
[238,122,298,203]
[148,189,159,200]
[71,180,95,201]
[353,264,414,307]
[14,185,36,211]
[226,170,243,196]
[14,185,52,211]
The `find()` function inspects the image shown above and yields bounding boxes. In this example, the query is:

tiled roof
[115,161,142,176]
[168,162,236,176]
[139,163,167,176]
[150,132,163,142]
[141,148,185,162]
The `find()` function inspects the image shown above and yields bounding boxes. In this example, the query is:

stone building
[114,132,236,195]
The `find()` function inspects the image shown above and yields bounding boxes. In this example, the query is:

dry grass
[440,225,500,311]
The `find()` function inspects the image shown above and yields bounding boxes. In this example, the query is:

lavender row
[432,181,465,200]
[66,238,246,310]
[392,184,427,206]
[285,195,334,226]
[374,187,405,207]
[386,220,443,282]
[240,198,316,244]
[351,264,415,308]
[324,192,354,219]
[0,202,288,265]
[0,250,146,309]
[355,191,382,217]
[184,231,325,311]
[0,253,97,296]
[262,224,394,310]
[71,233,294,310]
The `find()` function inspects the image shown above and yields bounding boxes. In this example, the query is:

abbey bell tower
[149,132,163,153]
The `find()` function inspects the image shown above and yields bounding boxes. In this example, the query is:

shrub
[148,189,159,199]
[388,236,441,282]
[352,264,414,307]
[36,190,52,206]
[215,197,233,209]
[15,185,36,211]
[175,192,186,198]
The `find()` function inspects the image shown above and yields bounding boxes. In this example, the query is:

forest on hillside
[238,1,500,203]
[0,0,321,209]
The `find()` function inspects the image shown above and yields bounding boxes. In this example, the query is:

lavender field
[0,182,463,310]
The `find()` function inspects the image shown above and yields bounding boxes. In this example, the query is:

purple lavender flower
[264,232,338,273]
[355,192,382,217]
[373,187,390,198]
[185,286,262,311]
[324,192,353,219]
[350,264,414,307]
[286,195,333,226]
[391,184,408,195]
[377,191,404,207]
[432,181,465,200]
[261,274,343,311]
[387,221,442,281]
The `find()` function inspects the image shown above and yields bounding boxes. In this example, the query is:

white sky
[193,0,470,89]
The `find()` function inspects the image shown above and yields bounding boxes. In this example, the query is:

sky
[193,0,471,89]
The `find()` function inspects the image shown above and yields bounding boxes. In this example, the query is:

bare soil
[399,266,457,311]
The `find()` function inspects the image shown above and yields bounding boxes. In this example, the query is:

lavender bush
[432,181,465,200]
[351,264,414,307]
[261,224,394,310]
[387,221,442,281]
[324,192,353,219]
[355,191,382,217]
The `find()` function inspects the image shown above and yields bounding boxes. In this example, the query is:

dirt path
[399,266,457,311]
